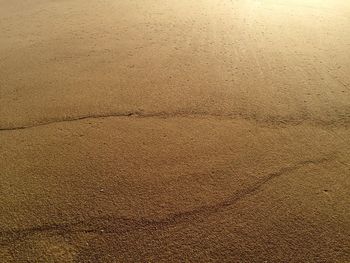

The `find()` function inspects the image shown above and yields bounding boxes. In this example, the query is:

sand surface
[0,0,350,262]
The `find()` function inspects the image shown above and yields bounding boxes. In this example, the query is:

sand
[0,0,349,262]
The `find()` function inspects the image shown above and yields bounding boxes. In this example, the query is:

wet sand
[0,0,349,262]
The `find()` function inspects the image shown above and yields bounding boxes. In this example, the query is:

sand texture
[0,0,350,262]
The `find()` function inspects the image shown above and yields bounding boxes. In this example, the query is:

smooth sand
[0,0,349,262]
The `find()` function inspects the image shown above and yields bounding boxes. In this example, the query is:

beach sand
[1,0,349,262]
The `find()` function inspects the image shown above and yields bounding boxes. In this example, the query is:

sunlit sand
[1,0,349,262]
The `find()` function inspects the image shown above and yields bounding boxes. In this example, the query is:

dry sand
[0,0,350,262]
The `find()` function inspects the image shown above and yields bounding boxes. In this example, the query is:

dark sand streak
[1,111,349,132]
[0,155,333,246]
